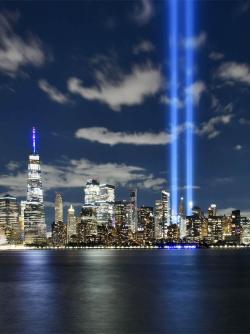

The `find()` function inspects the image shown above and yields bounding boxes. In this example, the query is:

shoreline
[0,245,250,250]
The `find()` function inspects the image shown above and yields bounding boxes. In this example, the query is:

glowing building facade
[0,194,21,244]
[24,128,47,245]
[55,193,63,223]
[67,205,77,242]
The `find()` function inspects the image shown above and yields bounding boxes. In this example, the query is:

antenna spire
[32,127,36,154]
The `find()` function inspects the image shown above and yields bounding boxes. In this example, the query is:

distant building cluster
[1,129,250,247]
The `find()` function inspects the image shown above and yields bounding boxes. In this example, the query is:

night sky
[0,0,250,223]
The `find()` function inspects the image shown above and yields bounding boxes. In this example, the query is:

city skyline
[0,2,250,221]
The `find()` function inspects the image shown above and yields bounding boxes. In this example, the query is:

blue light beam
[169,0,179,217]
[185,0,195,215]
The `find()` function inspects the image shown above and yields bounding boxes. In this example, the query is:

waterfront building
[0,194,21,244]
[208,204,217,218]
[114,201,130,244]
[55,193,63,223]
[51,220,67,246]
[84,179,100,205]
[79,205,98,244]
[154,200,164,240]
[166,224,180,243]
[206,216,224,244]
[24,128,47,245]
[186,206,207,243]
[137,206,154,244]
[127,189,138,234]
[67,205,77,243]
[241,218,250,244]
[154,191,171,240]
[96,184,115,228]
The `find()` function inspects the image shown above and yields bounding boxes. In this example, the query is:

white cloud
[38,79,70,105]
[184,32,206,49]
[197,114,233,139]
[133,40,155,54]
[136,177,166,191]
[160,95,184,109]
[132,0,154,25]
[0,158,166,197]
[0,12,46,76]
[75,127,178,146]
[186,81,206,105]
[68,63,163,111]
[209,52,224,61]
[234,144,242,151]
[216,61,250,85]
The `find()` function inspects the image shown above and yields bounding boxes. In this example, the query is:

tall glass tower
[24,127,47,245]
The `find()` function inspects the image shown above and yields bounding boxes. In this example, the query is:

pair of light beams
[169,0,194,217]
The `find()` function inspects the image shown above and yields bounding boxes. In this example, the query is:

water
[0,249,249,334]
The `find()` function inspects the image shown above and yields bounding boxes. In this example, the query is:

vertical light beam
[169,0,178,218]
[32,126,36,154]
[185,0,194,215]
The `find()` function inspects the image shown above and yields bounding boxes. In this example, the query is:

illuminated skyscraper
[67,205,77,243]
[96,184,115,228]
[137,206,154,244]
[154,200,164,240]
[208,204,217,217]
[84,179,100,205]
[162,191,171,237]
[24,127,47,245]
[0,194,21,244]
[127,189,138,234]
[55,193,63,223]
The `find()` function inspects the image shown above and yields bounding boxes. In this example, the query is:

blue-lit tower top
[32,126,36,154]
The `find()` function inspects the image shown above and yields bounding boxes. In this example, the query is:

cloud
[234,144,242,151]
[239,118,250,125]
[0,158,166,197]
[160,95,184,109]
[75,127,179,146]
[211,95,234,113]
[186,81,206,105]
[184,32,206,49]
[6,161,21,171]
[38,79,70,105]
[237,0,250,14]
[197,114,233,139]
[136,177,166,191]
[209,52,224,61]
[133,40,155,54]
[0,11,47,76]
[131,0,154,25]
[68,63,163,111]
[216,61,250,85]
[218,208,236,216]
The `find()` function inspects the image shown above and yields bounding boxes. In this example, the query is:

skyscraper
[0,194,21,244]
[55,193,63,223]
[127,189,138,234]
[96,184,115,228]
[24,127,47,245]
[67,205,77,243]
[84,179,100,205]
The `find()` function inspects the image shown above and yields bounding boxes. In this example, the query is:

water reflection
[0,250,250,333]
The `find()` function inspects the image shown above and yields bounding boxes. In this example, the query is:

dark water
[0,250,250,334]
